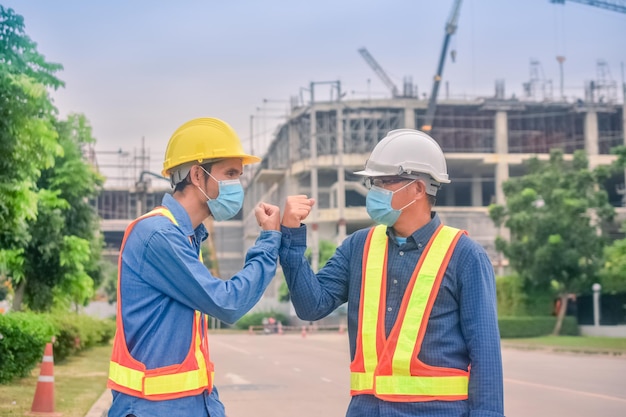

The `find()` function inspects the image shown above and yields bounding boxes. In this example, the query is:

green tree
[0,6,64,308]
[598,224,626,294]
[489,149,615,335]
[1,8,105,312]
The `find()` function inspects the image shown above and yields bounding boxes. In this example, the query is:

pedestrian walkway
[85,389,111,417]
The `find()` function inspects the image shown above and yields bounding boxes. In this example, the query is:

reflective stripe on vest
[107,207,214,400]
[350,224,469,402]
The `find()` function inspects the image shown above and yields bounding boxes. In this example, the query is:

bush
[0,312,56,383]
[496,275,528,316]
[0,312,116,383]
[498,316,578,338]
[50,313,116,362]
[234,310,288,330]
[496,275,557,317]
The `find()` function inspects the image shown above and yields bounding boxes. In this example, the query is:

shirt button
[393,279,398,284]
[399,251,404,256]
[418,243,423,248]
[387,307,392,312]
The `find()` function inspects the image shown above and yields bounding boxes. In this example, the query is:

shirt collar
[411,212,441,247]
[386,212,442,247]
[161,193,208,240]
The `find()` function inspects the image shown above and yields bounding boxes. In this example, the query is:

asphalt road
[210,331,626,417]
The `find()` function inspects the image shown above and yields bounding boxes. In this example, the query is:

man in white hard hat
[280,129,504,417]
[108,117,281,417]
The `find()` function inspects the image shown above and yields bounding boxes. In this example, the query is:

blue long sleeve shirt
[108,193,281,417]
[279,213,504,417]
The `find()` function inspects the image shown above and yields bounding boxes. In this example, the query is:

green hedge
[499,316,578,338]
[50,314,116,362]
[234,310,288,330]
[0,312,115,383]
[0,312,56,383]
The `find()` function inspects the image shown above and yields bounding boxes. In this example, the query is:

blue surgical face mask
[197,167,244,221]
[365,180,416,226]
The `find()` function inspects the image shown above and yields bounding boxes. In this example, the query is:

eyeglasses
[364,177,411,190]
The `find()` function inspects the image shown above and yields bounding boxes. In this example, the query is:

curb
[85,389,111,417]
[501,342,626,357]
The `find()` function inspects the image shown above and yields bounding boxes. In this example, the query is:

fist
[282,195,315,228]
[255,202,280,231]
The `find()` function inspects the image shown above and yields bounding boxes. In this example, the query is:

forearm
[279,225,347,320]
[207,230,281,323]
[145,230,280,324]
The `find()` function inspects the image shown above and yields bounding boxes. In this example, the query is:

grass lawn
[0,343,112,417]
[502,335,626,354]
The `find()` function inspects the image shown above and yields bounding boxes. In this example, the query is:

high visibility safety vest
[108,207,214,401]
[350,224,469,403]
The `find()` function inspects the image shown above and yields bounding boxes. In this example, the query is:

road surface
[210,331,626,417]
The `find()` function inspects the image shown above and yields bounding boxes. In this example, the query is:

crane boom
[550,0,626,14]
[421,0,463,132]
[358,47,399,97]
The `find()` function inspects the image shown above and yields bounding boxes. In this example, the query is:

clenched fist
[282,195,315,228]
[255,202,280,231]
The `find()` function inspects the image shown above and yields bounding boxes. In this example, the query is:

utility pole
[557,55,566,101]
[309,82,319,272]
[336,82,346,243]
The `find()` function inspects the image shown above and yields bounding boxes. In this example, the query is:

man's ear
[415,179,427,198]
[188,165,204,186]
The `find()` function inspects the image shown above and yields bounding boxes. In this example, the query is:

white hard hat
[354,129,450,184]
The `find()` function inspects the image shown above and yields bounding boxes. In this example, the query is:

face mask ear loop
[394,179,417,212]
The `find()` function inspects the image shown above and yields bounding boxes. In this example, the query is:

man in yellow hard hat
[107,117,281,417]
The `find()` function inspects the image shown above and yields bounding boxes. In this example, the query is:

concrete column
[494,111,509,205]
[472,174,483,207]
[584,110,599,156]
[404,106,415,129]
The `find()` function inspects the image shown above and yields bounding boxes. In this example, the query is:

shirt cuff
[280,224,307,247]
[469,410,505,417]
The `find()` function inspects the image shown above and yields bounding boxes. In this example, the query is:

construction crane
[550,0,626,14]
[420,0,462,132]
[358,47,400,98]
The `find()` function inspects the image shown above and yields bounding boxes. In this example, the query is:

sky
[3,0,626,187]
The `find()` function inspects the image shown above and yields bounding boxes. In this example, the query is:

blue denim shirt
[279,213,504,417]
[108,193,280,417]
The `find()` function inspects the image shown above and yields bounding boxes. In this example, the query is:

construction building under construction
[241,78,626,274]
[92,79,625,304]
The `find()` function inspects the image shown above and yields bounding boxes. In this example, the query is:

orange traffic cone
[26,342,62,416]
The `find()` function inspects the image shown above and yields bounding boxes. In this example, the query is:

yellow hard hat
[162,117,261,178]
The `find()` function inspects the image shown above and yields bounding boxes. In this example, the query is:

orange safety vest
[108,207,214,400]
[350,224,469,402]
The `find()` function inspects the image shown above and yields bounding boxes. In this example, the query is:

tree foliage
[489,149,616,333]
[0,7,104,312]
[0,6,64,302]
[598,223,626,294]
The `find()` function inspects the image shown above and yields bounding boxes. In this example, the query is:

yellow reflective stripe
[351,371,375,391]
[109,361,143,392]
[392,226,459,375]
[194,312,208,376]
[376,374,468,396]
[361,226,387,379]
[148,207,178,225]
[144,368,209,395]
